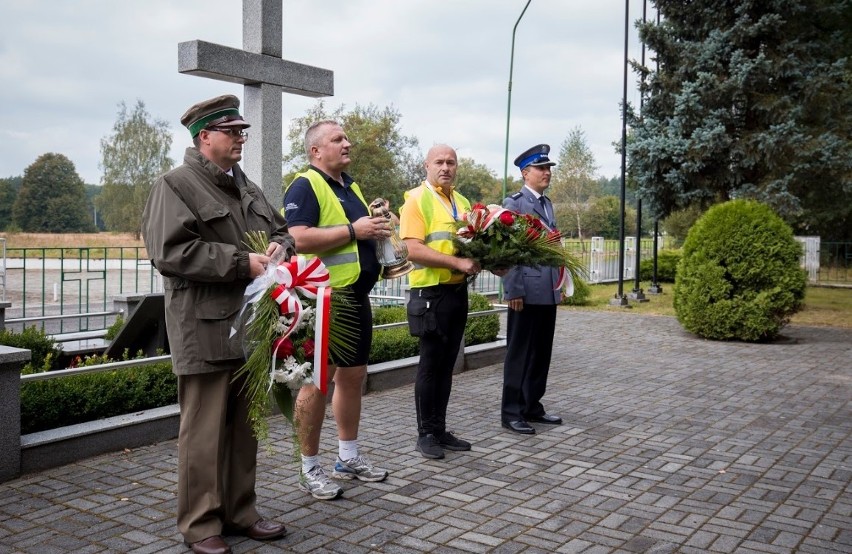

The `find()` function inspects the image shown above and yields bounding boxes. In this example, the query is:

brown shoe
[239,519,287,541]
[187,535,231,554]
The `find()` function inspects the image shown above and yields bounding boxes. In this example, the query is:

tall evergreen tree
[96,100,173,238]
[629,0,852,239]
[283,101,421,209]
[12,154,95,232]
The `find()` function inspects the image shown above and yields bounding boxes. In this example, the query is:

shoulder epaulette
[510,192,523,200]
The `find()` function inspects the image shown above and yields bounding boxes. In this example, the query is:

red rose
[498,211,515,225]
[531,217,544,230]
[526,228,541,241]
[272,337,294,359]
[546,230,562,243]
[302,338,315,358]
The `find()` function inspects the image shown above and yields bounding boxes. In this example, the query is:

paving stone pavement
[1,310,850,554]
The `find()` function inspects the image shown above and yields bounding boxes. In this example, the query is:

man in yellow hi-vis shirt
[399,144,481,460]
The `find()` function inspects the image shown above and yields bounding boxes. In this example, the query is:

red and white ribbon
[555,267,574,297]
[458,204,512,238]
[268,256,332,394]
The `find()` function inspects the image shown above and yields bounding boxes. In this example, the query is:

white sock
[301,454,320,475]
[339,440,359,461]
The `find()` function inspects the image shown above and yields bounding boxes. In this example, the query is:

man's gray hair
[304,120,341,158]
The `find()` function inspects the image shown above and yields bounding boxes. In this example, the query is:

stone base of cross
[177,0,333,210]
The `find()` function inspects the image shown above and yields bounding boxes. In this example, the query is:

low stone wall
[8,340,506,480]
[0,345,29,481]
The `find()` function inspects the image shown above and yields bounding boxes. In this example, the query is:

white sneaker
[298,465,343,500]
[331,455,388,482]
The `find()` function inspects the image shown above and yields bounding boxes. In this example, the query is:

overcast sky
[0,0,649,188]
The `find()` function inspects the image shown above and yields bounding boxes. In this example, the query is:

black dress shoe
[528,414,562,424]
[502,420,535,434]
[187,536,232,554]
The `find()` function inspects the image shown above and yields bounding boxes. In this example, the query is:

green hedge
[14,293,501,432]
[561,277,591,306]
[673,200,806,341]
[639,250,682,283]
[0,326,61,372]
[20,353,176,434]
[464,292,500,345]
[369,292,500,364]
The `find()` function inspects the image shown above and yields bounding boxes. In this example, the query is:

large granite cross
[178,0,334,209]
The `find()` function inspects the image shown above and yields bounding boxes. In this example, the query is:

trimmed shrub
[19,296,502,432]
[20,353,176,434]
[0,326,61,373]
[465,292,500,345]
[673,200,806,341]
[104,315,125,341]
[370,305,419,363]
[372,305,406,325]
[639,250,682,283]
[369,292,500,363]
[370,326,420,363]
[561,277,591,306]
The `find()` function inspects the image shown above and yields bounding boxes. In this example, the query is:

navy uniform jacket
[501,187,561,305]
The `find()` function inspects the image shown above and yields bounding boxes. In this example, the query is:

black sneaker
[416,434,445,459]
[437,431,471,451]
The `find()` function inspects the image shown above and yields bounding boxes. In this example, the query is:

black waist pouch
[407,293,439,337]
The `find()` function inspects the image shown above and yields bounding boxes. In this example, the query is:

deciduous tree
[12,154,95,233]
[549,127,601,240]
[283,101,421,209]
[456,158,501,205]
[0,176,22,231]
[96,100,173,238]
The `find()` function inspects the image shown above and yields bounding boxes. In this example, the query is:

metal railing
[18,306,505,383]
[2,246,158,334]
[819,241,852,283]
[0,237,6,302]
[0,238,668,337]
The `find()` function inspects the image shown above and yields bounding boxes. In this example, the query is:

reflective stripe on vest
[286,169,368,287]
[405,183,471,288]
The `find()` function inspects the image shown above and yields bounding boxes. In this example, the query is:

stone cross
[178,0,334,209]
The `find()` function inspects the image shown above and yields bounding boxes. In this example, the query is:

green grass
[564,282,851,329]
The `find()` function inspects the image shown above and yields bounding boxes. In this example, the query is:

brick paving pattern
[1,311,850,553]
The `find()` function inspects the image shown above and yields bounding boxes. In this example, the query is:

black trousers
[501,303,557,421]
[410,284,468,436]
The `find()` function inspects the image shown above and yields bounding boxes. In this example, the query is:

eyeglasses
[206,127,248,140]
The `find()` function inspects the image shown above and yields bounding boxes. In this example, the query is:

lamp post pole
[648,7,664,295]
[502,0,532,200]
[629,0,649,303]
[611,0,631,307]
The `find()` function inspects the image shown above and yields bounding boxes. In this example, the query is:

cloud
[0,0,647,187]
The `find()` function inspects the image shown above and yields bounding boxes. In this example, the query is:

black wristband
[347,223,356,242]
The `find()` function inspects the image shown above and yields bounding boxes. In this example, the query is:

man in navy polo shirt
[282,120,391,500]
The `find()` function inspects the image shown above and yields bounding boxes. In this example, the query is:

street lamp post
[629,0,649,303]
[648,7,664,295]
[502,0,533,200]
[611,0,631,307]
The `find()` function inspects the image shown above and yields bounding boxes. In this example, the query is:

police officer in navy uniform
[500,144,564,434]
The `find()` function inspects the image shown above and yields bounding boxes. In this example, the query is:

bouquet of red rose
[453,203,585,290]
[234,231,357,450]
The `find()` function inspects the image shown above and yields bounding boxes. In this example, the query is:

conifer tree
[629,0,852,239]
